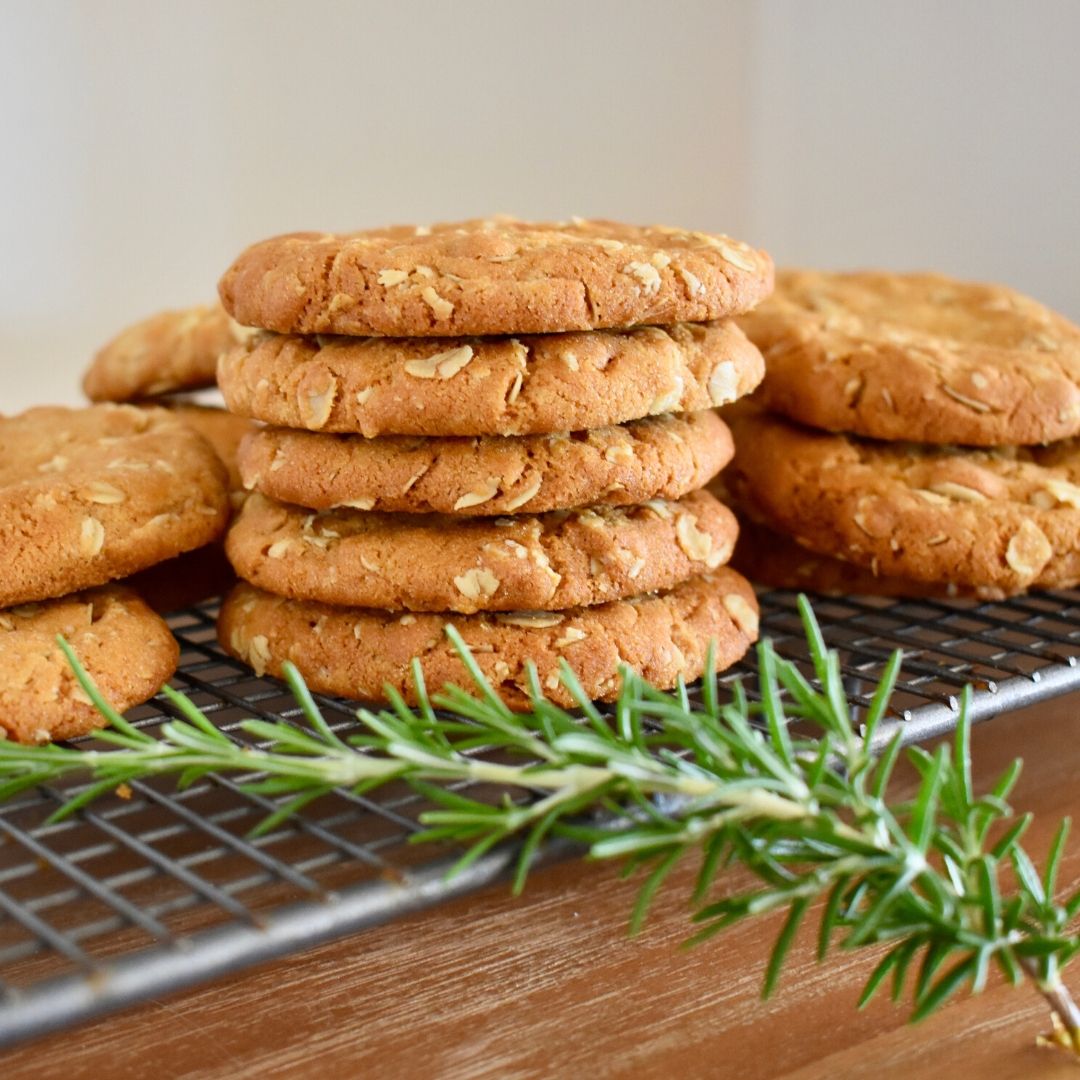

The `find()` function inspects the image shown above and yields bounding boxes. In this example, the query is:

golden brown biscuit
[728,516,1002,599]
[219,218,773,337]
[0,586,178,744]
[218,570,759,710]
[725,407,1080,593]
[83,303,253,402]
[225,490,737,613]
[0,404,230,607]
[238,411,732,516]
[217,320,763,437]
[158,402,255,491]
[743,270,1080,446]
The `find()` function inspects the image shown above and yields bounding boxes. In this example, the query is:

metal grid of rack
[2,588,1080,1047]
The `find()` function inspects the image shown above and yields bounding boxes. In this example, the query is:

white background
[2,0,1078,412]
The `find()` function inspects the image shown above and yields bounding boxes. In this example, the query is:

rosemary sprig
[0,598,1077,1050]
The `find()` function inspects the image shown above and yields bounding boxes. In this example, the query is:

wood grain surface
[8,693,1080,1079]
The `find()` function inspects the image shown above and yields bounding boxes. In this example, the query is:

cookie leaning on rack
[83,302,254,403]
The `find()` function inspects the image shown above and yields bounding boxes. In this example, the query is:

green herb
[0,597,1077,1053]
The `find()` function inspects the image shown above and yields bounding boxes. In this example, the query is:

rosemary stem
[463,761,613,791]
[320,753,408,784]
[1020,957,1080,1052]
[1043,979,1080,1045]
[462,760,813,822]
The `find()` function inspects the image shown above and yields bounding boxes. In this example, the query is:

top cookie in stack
[215,217,773,707]
[723,270,1080,597]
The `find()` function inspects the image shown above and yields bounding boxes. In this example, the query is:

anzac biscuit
[728,517,1003,600]
[84,303,253,402]
[0,404,229,606]
[726,408,1080,593]
[225,490,737,613]
[219,217,773,337]
[744,270,1080,446]
[0,586,178,744]
[217,569,759,710]
[159,403,256,491]
[238,411,732,516]
[217,320,763,437]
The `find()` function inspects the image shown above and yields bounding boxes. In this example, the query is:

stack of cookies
[213,217,773,707]
[722,271,1080,598]
[0,404,229,743]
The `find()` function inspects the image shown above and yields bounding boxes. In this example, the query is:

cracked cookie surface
[239,411,732,516]
[0,404,230,606]
[84,303,253,402]
[219,217,773,337]
[725,407,1080,592]
[743,270,1080,446]
[218,569,758,710]
[0,586,178,743]
[217,319,762,437]
[225,490,737,613]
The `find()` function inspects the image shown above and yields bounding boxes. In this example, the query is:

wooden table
[8,694,1080,1079]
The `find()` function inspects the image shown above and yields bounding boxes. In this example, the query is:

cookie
[743,270,1080,446]
[0,586,178,744]
[226,490,737,613]
[725,407,1080,593]
[238,411,732,516]
[0,404,230,607]
[217,320,763,437]
[728,517,1002,600]
[219,217,773,338]
[83,303,253,402]
[218,569,758,710]
[158,403,256,491]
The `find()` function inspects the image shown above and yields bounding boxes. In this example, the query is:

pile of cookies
[0,404,229,742]
[213,218,773,707]
[722,271,1080,598]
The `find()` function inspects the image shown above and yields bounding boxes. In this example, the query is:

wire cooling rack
[2,588,1080,1047]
